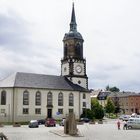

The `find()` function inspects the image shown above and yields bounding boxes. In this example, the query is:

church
[0,4,91,123]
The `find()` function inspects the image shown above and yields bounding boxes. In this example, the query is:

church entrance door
[47,109,52,118]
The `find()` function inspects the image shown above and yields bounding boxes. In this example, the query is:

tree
[91,99,104,120]
[91,98,100,110]
[105,85,120,92]
[113,96,121,115]
[94,105,104,120]
[106,85,110,91]
[105,98,115,117]
[109,87,120,92]
[80,109,94,120]
[80,99,105,120]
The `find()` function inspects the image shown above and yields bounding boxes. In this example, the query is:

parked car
[80,118,91,123]
[127,117,140,129]
[28,120,39,128]
[45,118,56,127]
[131,113,140,118]
[119,115,125,120]
[122,115,131,121]
[59,118,65,126]
[37,119,45,125]
[119,115,130,121]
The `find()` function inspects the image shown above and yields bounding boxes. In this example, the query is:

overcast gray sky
[0,0,140,92]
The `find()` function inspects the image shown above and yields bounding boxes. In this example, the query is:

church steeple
[62,3,84,59]
[61,3,88,89]
[70,3,77,32]
[63,3,83,41]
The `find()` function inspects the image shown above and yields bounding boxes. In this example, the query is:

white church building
[0,4,91,123]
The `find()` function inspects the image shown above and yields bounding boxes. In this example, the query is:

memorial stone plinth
[64,112,78,136]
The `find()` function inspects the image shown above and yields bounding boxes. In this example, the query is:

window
[69,93,74,106]
[58,92,63,106]
[83,102,86,107]
[69,109,73,113]
[35,91,41,106]
[23,108,29,114]
[64,67,67,72]
[23,90,29,105]
[1,90,6,105]
[83,93,86,99]
[47,92,52,106]
[82,108,86,114]
[1,109,5,113]
[78,80,81,84]
[35,108,41,114]
[58,109,63,114]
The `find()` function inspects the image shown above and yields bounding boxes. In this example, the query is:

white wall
[14,88,81,122]
[72,77,87,89]
[0,87,91,122]
[61,63,69,75]
[0,88,13,122]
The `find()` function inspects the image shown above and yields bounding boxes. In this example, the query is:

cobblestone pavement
[1,120,140,140]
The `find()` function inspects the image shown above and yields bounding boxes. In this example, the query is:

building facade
[0,4,90,123]
[96,91,110,107]
[120,95,140,115]
[109,92,140,115]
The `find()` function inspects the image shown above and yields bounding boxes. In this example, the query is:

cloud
[1,0,140,92]
[0,9,61,79]
[0,11,30,50]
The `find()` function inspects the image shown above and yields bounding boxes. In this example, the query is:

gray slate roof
[0,72,88,92]
[108,92,137,98]
[97,91,111,100]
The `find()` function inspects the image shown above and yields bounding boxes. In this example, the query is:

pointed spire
[70,2,77,32]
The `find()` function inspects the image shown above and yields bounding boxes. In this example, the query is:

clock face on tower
[75,65,82,73]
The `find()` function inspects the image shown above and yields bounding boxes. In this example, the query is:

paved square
[0,120,140,140]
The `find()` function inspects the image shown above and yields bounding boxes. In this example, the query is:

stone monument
[64,112,78,135]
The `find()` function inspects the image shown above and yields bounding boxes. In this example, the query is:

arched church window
[23,90,29,105]
[1,90,6,105]
[47,92,52,106]
[69,93,74,106]
[35,91,41,106]
[58,92,63,106]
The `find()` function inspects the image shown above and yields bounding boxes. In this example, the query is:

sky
[0,0,140,92]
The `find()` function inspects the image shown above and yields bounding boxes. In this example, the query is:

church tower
[61,3,88,89]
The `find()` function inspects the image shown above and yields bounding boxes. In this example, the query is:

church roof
[0,72,88,92]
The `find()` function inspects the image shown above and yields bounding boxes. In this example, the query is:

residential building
[109,92,140,115]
